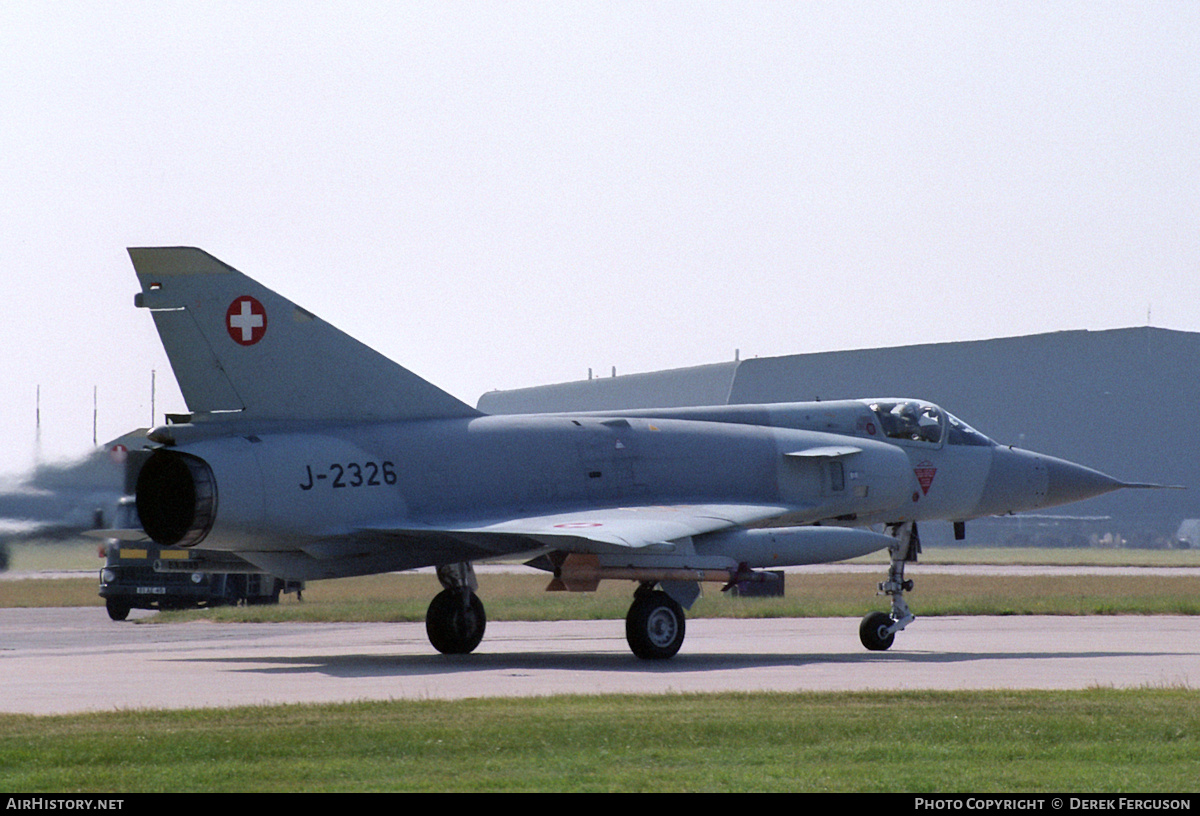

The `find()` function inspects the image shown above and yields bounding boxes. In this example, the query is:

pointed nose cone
[973,447,1127,517]
[1040,453,1126,508]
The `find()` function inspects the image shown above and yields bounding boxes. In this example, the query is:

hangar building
[478,327,1197,548]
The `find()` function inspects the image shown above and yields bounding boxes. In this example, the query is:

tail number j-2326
[300,462,397,491]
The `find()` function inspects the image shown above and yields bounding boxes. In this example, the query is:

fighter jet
[115,248,1164,659]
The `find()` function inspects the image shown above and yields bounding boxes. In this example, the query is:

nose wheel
[859,611,896,651]
[860,521,920,651]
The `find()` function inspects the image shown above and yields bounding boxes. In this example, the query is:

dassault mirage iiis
[114,248,1164,659]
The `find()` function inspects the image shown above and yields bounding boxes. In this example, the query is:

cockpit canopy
[865,400,994,447]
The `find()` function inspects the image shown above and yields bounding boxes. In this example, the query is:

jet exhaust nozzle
[135,450,217,547]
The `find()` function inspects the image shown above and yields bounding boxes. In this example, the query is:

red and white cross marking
[226,296,267,345]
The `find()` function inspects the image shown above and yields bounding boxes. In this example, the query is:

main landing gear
[625,585,686,660]
[425,563,487,655]
[859,521,920,651]
[427,541,920,658]
[423,563,692,660]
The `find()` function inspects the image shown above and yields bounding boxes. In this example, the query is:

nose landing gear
[859,521,919,651]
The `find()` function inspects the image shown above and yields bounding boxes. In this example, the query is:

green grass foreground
[4,547,1199,793]
[1,690,1197,792]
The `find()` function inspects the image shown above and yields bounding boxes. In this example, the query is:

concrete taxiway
[1,608,1196,715]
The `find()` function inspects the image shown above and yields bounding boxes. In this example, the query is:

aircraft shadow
[173,647,1182,681]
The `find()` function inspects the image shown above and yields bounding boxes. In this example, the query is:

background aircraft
[0,431,144,567]
[115,248,1159,658]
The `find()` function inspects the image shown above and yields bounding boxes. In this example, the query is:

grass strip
[5,570,1200,619]
[1,689,1197,792]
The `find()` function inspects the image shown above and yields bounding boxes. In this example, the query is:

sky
[1,1,1198,478]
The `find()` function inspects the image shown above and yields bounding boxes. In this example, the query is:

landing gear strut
[859,521,919,651]
[625,584,686,660]
[426,563,486,654]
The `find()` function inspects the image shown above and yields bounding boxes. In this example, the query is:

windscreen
[944,412,995,446]
[866,400,995,447]
[868,400,944,444]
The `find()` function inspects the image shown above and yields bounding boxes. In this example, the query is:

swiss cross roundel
[226,296,267,346]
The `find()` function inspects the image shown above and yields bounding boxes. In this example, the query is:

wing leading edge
[357,502,803,553]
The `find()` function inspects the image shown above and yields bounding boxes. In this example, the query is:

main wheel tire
[105,597,131,622]
[859,611,896,651]
[625,590,686,660]
[425,589,487,654]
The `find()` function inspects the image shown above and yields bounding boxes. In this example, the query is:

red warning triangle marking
[914,460,937,495]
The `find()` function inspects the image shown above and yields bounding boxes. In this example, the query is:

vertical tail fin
[129,247,480,422]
